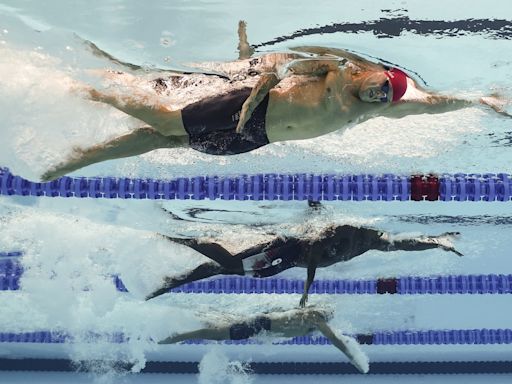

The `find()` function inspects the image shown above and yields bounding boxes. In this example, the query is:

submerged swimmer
[158,306,370,374]
[146,224,462,306]
[41,21,508,181]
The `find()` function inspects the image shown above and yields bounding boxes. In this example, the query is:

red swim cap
[386,68,408,102]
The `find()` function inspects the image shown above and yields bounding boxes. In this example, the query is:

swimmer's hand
[235,103,252,136]
[299,292,308,308]
[426,231,463,257]
[439,231,463,256]
[480,94,512,118]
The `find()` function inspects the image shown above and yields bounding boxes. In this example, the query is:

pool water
[1,1,512,383]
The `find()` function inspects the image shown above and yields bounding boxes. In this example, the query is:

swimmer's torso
[147,52,389,143]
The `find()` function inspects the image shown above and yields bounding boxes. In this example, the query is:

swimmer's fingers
[299,293,308,308]
[437,232,463,257]
[237,20,254,60]
[450,248,464,257]
[480,96,512,118]
[443,246,464,257]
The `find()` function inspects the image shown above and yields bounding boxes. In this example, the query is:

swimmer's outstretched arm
[385,88,511,119]
[375,231,463,256]
[41,128,188,181]
[316,321,369,374]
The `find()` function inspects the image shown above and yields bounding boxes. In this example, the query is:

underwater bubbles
[160,30,176,47]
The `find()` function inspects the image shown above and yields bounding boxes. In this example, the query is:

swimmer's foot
[422,232,463,256]
[146,277,177,300]
[40,147,86,181]
[41,163,76,181]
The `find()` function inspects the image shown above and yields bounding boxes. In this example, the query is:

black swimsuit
[181,87,270,155]
[229,316,272,340]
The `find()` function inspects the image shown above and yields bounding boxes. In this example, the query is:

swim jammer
[242,239,302,278]
[181,87,270,155]
[229,316,272,340]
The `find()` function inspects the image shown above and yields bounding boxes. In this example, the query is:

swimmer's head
[358,68,409,103]
[358,72,391,103]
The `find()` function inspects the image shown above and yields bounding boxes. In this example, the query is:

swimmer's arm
[236,59,341,134]
[384,95,474,118]
[291,46,382,71]
[280,58,344,77]
[386,92,512,119]
[317,322,369,374]
[237,20,254,60]
[299,258,317,308]
[236,73,280,135]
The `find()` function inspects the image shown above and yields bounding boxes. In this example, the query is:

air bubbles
[163,56,172,63]
[142,62,156,72]
[160,30,176,47]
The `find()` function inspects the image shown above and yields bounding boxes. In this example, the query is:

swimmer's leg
[88,88,186,135]
[160,235,244,273]
[158,326,230,344]
[374,231,463,256]
[237,20,254,60]
[146,262,225,300]
[41,128,188,181]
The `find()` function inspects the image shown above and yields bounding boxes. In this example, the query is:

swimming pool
[1,1,512,383]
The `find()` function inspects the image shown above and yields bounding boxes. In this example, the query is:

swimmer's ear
[237,20,254,60]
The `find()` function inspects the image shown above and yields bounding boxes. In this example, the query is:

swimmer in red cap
[42,21,509,180]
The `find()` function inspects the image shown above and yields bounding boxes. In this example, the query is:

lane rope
[2,257,510,295]
[2,328,512,346]
[2,358,512,374]
[1,168,511,201]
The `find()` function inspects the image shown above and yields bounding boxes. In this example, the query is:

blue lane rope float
[2,328,512,346]
[2,358,512,375]
[1,255,511,294]
[1,168,511,201]
[0,251,23,258]
[2,257,511,294]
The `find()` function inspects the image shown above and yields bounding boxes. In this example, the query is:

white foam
[198,347,254,384]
